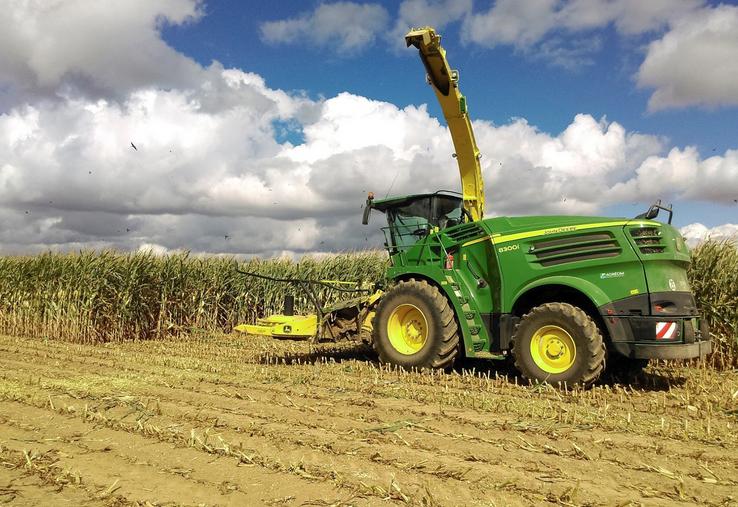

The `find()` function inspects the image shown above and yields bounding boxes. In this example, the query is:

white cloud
[1,0,736,257]
[472,114,668,215]
[559,0,703,35]
[462,0,703,69]
[464,0,559,48]
[608,147,738,203]
[388,0,472,49]
[464,0,703,47]
[0,76,315,218]
[138,243,175,256]
[0,0,204,103]
[259,2,389,55]
[680,223,738,247]
[637,4,738,110]
[4,78,737,256]
[461,1,737,109]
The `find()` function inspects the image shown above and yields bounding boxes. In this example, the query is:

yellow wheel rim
[530,325,576,374]
[387,304,428,355]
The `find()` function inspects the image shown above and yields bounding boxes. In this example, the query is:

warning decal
[656,321,677,340]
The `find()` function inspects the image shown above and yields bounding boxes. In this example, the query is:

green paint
[368,192,697,358]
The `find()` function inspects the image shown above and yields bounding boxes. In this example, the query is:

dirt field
[0,334,736,507]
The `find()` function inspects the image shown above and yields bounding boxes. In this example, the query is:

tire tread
[372,279,460,370]
[512,302,605,387]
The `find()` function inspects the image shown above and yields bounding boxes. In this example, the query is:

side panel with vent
[443,222,486,244]
[495,223,648,313]
[625,222,692,295]
[529,232,621,267]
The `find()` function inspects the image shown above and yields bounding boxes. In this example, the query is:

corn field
[0,247,736,505]
[687,240,738,368]
[0,250,387,343]
[0,242,735,367]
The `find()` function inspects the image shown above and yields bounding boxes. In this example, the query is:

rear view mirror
[635,200,673,224]
[362,192,374,225]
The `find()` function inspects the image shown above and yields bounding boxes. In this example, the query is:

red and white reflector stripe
[656,321,677,340]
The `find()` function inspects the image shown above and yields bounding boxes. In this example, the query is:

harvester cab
[364,191,467,253]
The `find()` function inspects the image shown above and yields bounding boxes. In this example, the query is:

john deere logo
[669,279,677,291]
[543,226,576,235]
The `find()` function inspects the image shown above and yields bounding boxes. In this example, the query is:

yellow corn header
[234,268,383,341]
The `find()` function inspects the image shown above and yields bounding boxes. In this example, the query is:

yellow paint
[630,288,640,295]
[462,234,497,248]
[367,290,384,305]
[236,289,382,340]
[529,325,576,374]
[461,220,661,248]
[406,27,485,221]
[387,303,428,355]
[234,314,317,338]
[362,311,376,333]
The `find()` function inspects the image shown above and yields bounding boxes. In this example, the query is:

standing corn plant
[688,239,738,368]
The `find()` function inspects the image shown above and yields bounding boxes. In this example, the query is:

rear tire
[372,279,460,369]
[512,302,605,387]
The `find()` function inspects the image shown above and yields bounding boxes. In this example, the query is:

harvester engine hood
[624,219,697,317]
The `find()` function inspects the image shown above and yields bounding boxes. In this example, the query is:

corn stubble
[0,240,735,367]
[0,333,736,506]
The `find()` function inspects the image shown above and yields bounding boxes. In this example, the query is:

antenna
[384,168,401,198]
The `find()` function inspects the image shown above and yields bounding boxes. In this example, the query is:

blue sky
[165,1,738,152]
[162,0,738,229]
[0,0,736,255]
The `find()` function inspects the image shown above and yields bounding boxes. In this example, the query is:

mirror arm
[362,192,375,225]
[634,199,673,224]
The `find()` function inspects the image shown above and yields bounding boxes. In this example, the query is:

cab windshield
[385,194,463,250]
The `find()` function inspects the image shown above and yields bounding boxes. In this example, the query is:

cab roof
[370,191,461,213]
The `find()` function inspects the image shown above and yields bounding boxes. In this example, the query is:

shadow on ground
[257,341,689,392]
[257,341,378,366]
[457,356,689,391]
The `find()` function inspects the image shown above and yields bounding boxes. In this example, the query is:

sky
[0,0,737,257]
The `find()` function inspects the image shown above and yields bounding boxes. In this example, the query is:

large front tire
[512,303,605,387]
[372,279,460,369]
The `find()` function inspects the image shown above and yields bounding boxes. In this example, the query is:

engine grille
[630,226,666,254]
[445,223,485,243]
[529,232,621,266]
